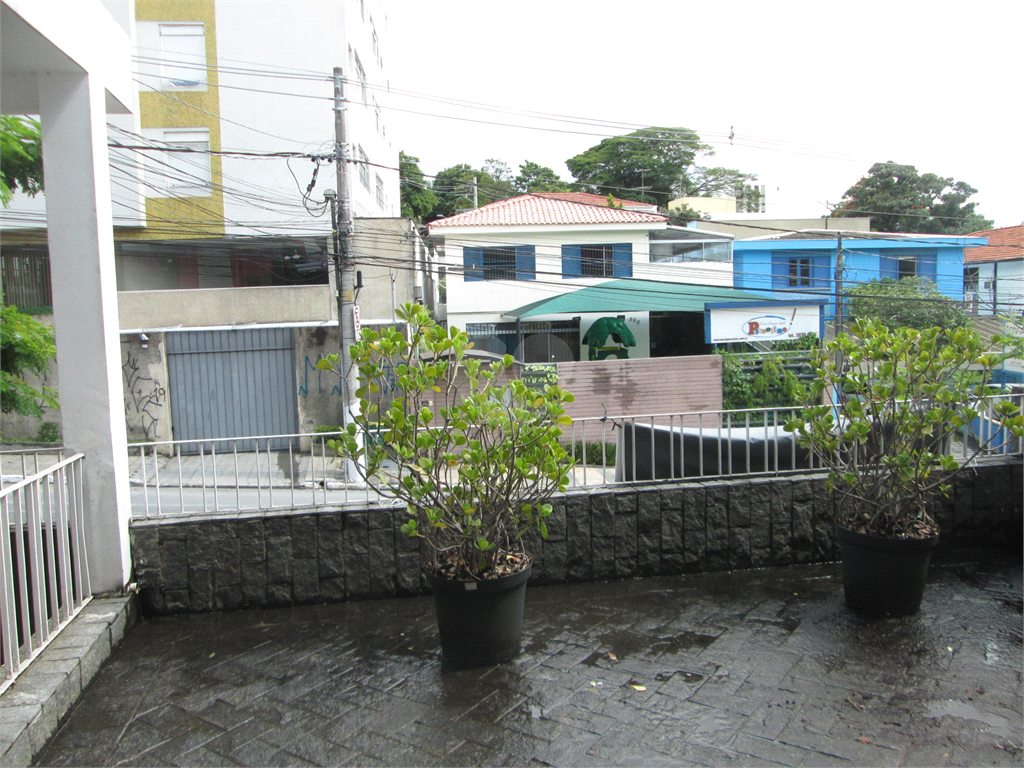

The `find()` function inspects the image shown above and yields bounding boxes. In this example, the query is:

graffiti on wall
[123,351,166,441]
[297,355,399,397]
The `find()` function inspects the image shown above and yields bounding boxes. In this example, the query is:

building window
[880,251,938,283]
[771,251,829,291]
[464,246,536,282]
[158,24,206,90]
[964,266,979,293]
[373,97,381,134]
[788,258,811,287]
[142,128,212,197]
[375,174,385,209]
[561,243,632,278]
[358,146,369,189]
[354,54,368,105]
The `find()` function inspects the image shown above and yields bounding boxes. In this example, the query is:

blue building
[730,231,985,319]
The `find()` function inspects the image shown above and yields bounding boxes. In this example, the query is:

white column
[38,71,132,593]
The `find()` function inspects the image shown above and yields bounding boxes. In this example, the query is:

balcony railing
[128,395,1022,520]
[0,453,91,694]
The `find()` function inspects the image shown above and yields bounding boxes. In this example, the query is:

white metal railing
[0,453,90,694]
[128,395,1022,519]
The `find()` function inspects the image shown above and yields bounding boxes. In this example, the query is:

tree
[564,127,755,208]
[1,301,58,416]
[428,163,515,221]
[832,162,993,234]
[1,116,44,207]
[845,277,970,331]
[513,161,572,194]
[398,151,438,223]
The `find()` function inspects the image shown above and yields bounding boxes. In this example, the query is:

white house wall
[440,224,733,321]
[973,260,1024,317]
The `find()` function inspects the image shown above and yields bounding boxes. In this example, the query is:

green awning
[504,279,778,319]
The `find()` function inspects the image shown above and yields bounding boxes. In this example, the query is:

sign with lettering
[704,301,824,344]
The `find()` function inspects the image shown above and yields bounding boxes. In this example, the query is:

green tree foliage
[1,116,44,207]
[564,127,756,208]
[832,162,993,234]
[514,161,572,194]
[846,277,970,331]
[1,301,58,416]
[398,151,439,223]
[428,163,515,221]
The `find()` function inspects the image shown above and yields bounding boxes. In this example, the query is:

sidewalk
[126,451,616,491]
[36,559,1023,767]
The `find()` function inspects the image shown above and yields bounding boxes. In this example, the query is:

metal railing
[128,395,1022,519]
[128,432,376,518]
[0,453,90,694]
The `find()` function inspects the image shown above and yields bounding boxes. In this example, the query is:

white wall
[212,0,398,235]
[972,260,1024,317]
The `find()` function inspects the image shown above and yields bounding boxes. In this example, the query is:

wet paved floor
[37,560,1023,767]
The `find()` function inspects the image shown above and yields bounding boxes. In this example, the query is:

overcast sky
[384,0,1022,228]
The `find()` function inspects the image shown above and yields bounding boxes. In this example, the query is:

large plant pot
[838,526,939,617]
[426,563,532,668]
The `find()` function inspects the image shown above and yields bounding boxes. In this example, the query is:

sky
[384,0,1023,229]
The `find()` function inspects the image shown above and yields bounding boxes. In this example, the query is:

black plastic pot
[838,526,939,617]
[425,563,532,668]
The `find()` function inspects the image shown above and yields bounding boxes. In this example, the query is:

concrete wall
[118,284,333,329]
[556,355,722,423]
[694,217,872,239]
[129,458,1023,614]
[120,332,172,443]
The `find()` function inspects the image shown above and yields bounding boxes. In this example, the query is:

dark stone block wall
[131,459,1022,615]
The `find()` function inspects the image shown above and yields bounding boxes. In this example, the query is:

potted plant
[785,319,1023,617]
[317,303,575,666]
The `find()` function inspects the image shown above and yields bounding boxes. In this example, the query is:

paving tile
[33,561,1023,768]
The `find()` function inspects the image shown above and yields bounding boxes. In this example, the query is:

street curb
[0,596,138,767]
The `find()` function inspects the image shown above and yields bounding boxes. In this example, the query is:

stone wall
[130,459,1022,615]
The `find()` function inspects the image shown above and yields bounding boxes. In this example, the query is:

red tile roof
[428,194,668,229]
[966,225,1023,263]
[532,192,657,210]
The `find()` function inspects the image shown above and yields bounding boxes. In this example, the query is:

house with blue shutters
[428,193,747,362]
[729,229,985,318]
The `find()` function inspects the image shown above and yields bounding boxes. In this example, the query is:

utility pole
[472,175,478,208]
[333,66,357,428]
[834,233,844,337]
[834,233,845,386]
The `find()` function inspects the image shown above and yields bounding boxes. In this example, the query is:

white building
[1,0,429,447]
[965,225,1023,319]
[429,193,760,362]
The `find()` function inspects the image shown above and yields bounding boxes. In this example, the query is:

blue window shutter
[463,247,484,282]
[879,255,898,281]
[771,255,789,290]
[812,255,831,288]
[516,245,536,281]
[562,245,581,278]
[612,243,632,278]
[918,252,937,283]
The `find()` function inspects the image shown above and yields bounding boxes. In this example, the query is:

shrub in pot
[785,319,1023,616]
[317,303,575,666]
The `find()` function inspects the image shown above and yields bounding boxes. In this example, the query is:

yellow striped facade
[121,0,225,240]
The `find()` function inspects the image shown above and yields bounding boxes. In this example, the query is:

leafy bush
[37,421,60,443]
[785,319,1023,538]
[1,301,58,416]
[569,441,616,467]
[318,304,576,580]
[719,352,807,411]
[845,277,969,331]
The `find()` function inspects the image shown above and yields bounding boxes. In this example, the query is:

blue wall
[732,237,982,319]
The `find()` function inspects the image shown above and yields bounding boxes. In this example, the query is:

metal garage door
[166,328,297,452]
